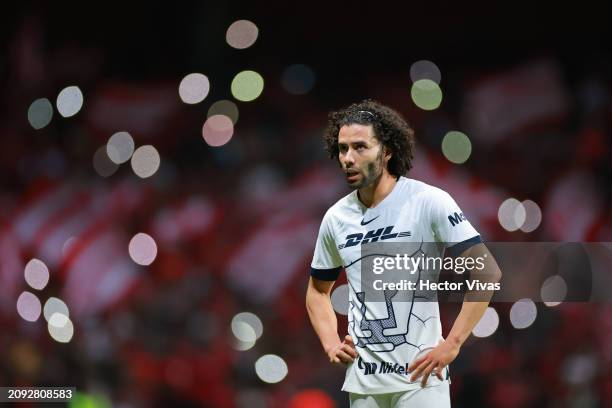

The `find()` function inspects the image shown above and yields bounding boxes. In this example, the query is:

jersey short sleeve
[427,188,482,257]
[310,211,344,281]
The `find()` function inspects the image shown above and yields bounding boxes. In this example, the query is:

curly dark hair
[323,99,415,177]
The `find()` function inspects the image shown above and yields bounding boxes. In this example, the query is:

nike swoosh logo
[360,216,379,226]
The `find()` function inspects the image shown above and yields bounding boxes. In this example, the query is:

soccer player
[306,100,502,407]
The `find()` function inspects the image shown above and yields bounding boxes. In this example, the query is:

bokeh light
[48,315,74,343]
[231,321,257,351]
[202,114,234,147]
[281,64,316,95]
[43,297,70,322]
[208,100,239,124]
[410,60,441,84]
[24,258,49,290]
[231,312,263,350]
[509,298,537,329]
[131,145,161,178]
[255,354,288,384]
[178,73,210,104]
[541,275,568,307]
[93,146,119,177]
[520,199,542,233]
[232,337,256,351]
[562,354,597,386]
[128,232,158,266]
[106,131,135,164]
[498,198,526,232]
[49,312,69,328]
[231,70,264,102]
[232,312,263,340]
[28,98,53,129]
[410,79,442,110]
[231,320,256,344]
[226,20,259,49]
[10,342,41,377]
[288,389,336,408]
[68,392,112,408]
[330,284,349,315]
[56,85,84,117]
[441,131,472,164]
[472,307,499,338]
[17,291,41,322]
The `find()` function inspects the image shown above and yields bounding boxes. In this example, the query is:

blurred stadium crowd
[1,3,611,408]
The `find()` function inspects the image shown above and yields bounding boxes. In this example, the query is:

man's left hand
[408,338,460,387]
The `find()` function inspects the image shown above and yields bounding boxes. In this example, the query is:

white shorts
[349,382,451,408]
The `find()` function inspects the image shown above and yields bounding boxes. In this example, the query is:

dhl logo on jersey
[338,226,412,250]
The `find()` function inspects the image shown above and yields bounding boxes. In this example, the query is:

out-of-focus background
[1,2,611,407]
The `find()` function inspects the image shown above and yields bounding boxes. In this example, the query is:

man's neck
[358,172,398,208]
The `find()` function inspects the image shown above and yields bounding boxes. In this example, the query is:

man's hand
[326,335,358,364]
[408,338,459,387]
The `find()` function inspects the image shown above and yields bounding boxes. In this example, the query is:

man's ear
[383,146,392,162]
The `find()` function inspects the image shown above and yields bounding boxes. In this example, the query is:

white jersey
[311,177,481,394]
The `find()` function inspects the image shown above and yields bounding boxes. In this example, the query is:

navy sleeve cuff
[310,266,342,281]
[446,235,483,257]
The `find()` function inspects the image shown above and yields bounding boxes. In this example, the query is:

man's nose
[343,148,356,165]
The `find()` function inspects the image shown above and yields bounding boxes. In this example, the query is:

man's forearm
[306,289,341,352]
[448,244,502,348]
[447,301,490,347]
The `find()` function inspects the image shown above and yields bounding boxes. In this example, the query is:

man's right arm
[306,277,357,364]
